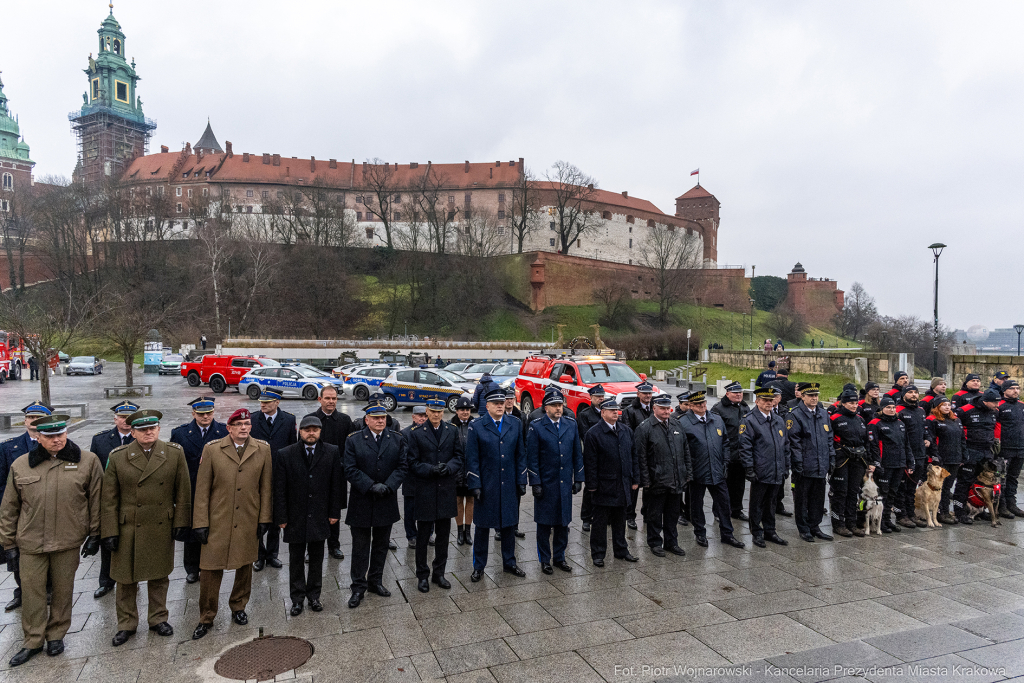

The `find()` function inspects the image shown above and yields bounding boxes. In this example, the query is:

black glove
[470,488,482,501]
[792,464,803,477]
[517,484,527,497]
[172,527,190,542]
[745,467,756,483]
[101,536,119,552]
[432,463,445,477]
[257,522,271,537]
[437,463,451,477]
[532,485,543,499]
[81,536,100,558]
[828,463,835,477]
[572,482,583,495]
[370,483,390,497]
[194,527,210,545]
[4,547,17,573]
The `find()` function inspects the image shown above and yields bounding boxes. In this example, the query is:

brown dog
[967,459,1003,528]
[914,464,950,528]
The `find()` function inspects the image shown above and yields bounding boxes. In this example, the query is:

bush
[767,303,808,342]
[605,328,702,361]
[751,276,788,312]
[593,285,637,330]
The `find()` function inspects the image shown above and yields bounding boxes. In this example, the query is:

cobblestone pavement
[2,372,1024,682]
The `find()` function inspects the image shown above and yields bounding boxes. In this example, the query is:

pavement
[1,371,1024,682]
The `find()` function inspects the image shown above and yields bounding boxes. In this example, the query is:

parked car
[344,365,404,401]
[380,368,477,413]
[459,363,503,382]
[515,353,659,415]
[158,353,185,375]
[180,354,279,393]
[67,356,103,376]
[442,362,472,374]
[332,362,372,379]
[240,365,340,401]
[57,352,71,363]
[281,362,346,389]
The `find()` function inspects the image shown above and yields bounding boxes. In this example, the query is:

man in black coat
[88,400,139,599]
[583,397,639,566]
[274,415,344,617]
[739,387,792,548]
[344,401,408,608]
[406,399,463,592]
[634,395,692,557]
[787,383,836,543]
[622,382,655,529]
[895,385,928,528]
[755,361,777,388]
[710,382,751,522]
[250,388,298,571]
[576,385,606,532]
[401,407,428,547]
[306,385,351,559]
[170,397,228,583]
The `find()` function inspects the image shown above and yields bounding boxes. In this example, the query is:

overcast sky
[3,1,1021,330]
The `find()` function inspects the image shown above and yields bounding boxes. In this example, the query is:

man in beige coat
[0,414,103,667]
[191,408,273,640]
[101,410,192,647]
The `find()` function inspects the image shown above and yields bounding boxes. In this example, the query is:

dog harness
[968,482,1000,509]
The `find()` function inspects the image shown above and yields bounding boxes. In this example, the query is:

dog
[967,459,1003,527]
[860,474,884,536]
[914,464,950,528]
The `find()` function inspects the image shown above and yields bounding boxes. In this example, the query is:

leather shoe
[616,553,639,562]
[592,558,604,567]
[753,535,766,548]
[731,510,749,521]
[494,531,501,540]
[812,530,834,541]
[232,610,248,625]
[767,533,789,546]
[252,559,266,572]
[678,517,690,527]
[695,535,709,548]
[503,564,526,577]
[582,522,591,532]
[514,529,526,538]
[432,575,451,589]
[290,602,304,616]
[185,572,200,584]
[348,591,364,608]
[418,578,430,593]
[650,546,666,557]
[112,630,135,646]
[776,508,793,517]
[192,623,211,640]
[150,622,173,636]
[266,557,283,569]
[309,598,323,612]
[554,560,572,572]
[9,647,42,666]
[850,526,866,537]
[5,594,21,611]
[541,563,553,575]
[1009,504,1024,517]
[471,569,485,582]
[722,536,745,549]
[428,535,436,546]
[800,532,815,543]
[46,639,64,657]
[94,584,114,599]
[330,547,345,560]
[626,519,638,530]
[835,527,854,538]
[388,540,398,550]
[666,546,686,557]
[368,583,391,597]
[407,538,417,549]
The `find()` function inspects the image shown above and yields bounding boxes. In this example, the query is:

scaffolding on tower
[68,105,156,185]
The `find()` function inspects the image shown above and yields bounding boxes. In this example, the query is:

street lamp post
[1015,324,1024,356]
[749,297,755,351]
[929,243,946,377]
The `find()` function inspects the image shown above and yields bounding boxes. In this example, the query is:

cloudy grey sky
[3,1,1021,330]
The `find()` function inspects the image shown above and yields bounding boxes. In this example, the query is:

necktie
[201,428,207,439]
[267,416,273,428]
[121,435,129,446]
[306,447,314,464]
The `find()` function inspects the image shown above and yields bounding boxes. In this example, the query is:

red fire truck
[514,352,661,415]
[0,331,28,382]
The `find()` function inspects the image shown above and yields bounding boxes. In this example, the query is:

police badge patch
[786,419,793,430]
[717,428,722,436]
[738,424,746,435]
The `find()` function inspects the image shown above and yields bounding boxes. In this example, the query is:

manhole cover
[215,636,314,681]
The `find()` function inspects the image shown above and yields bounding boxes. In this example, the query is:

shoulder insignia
[738,424,746,434]
[254,438,269,445]
[868,418,881,425]
[778,429,784,437]
[786,419,793,430]
[166,441,183,451]
[109,444,130,456]
[831,413,840,421]
[1,438,15,445]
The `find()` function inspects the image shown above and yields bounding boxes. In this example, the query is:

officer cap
[505,389,517,400]
[588,384,606,396]
[676,392,690,403]
[111,400,140,415]
[126,409,162,428]
[188,397,216,413]
[363,403,387,415]
[880,396,896,408]
[839,390,859,403]
[22,401,52,416]
[598,397,620,411]
[894,370,908,381]
[485,389,506,404]
[799,382,820,395]
[454,396,473,410]
[412,405,427,415]
[768,360,776,368]
[425,399,446,411]
[258,388,283,402]
[35,414,70,435]
[996,370,1011,380]
[982,388,1002,404]
[228,408,252,424]
[543,391,565,406]
[688,390,707,404]
[724,381,743,393]
[652,394,673,407]
[635,382,654,394]
[965,373,981,382]
[299,415,322,429]
[754,387,775,399]
[772,387,782,396]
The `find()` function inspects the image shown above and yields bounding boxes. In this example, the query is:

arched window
[2,173,13,191]
[113,39,121,55]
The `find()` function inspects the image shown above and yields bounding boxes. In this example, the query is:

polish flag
[690,169,699,176]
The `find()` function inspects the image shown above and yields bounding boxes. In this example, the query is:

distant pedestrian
[28,357,38,381]
[200,335,207,351]
[755,361,777,388]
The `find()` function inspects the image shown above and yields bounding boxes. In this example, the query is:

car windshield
[577,362,642,384]
[257,359,280,367]
[295,367,328,378]
[71,356,93,363]
[436,369,467,383]
[466,364,496,373]
[492,365,519,376]
[163,355,184,362]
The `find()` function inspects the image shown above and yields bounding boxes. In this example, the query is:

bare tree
[362,159,399,249]
[456,210,506,258]
[412,166,460,254]
[192,213,232,338]
[767,303,809,343]
[593,284,637,330]
[543,161,599,255]
[0,182,34,291]
[833,281,878,340]
[506,166,540,253]
[97,286,187,387]
[637,225,703,326]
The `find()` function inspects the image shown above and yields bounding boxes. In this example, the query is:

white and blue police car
[380,367,477,413]
[239,364,340,401]
[344,364,405,401]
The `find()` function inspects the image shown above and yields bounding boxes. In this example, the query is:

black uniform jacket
[678,411,729,486]
[407,420,464,521]
[710,395,750,463]
[343,426,408,528]
[924,415,965,466]
[274,440,344,543]
[787,403,836,478]
[90,427,133,469]
[251,409,298,456]
[830,407,868,467]
[309,408,353,448]
[583,419,636,507]
[997,397,1024,450]
[738,409,791,486]
[867,413,911,469]
[895,400,927,460]
[634,415,691,493]
[170,419,228,492]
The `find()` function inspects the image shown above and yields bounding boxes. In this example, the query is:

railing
[68,106,157,129]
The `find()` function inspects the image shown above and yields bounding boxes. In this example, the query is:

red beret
[228,408,251,425]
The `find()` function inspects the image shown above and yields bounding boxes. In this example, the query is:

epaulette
[109,444,130,456]
[1,437,15,445]
[166,441,183,451]
[253,438,269,445]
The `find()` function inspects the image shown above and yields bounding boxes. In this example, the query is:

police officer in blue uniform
[0,402,51,611]
[466,389,527,582]
[170,397,227,583]
[787,383,836,543]
[739,387,792,548]
[88,400,140,599]
[526,390,584,574]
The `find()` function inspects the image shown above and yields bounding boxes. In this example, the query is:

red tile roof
[533,181,669,216]
[676,184,715,201]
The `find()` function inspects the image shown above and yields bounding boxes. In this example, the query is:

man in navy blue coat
[250,388,298,571]
[0,402,51,611]
[582,397,639,566]
[526,390,583,574]
[170,397,228,583]
[466,389,527,582]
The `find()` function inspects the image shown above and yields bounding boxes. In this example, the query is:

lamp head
[1015,324,1024,335]
[928,242,946,258]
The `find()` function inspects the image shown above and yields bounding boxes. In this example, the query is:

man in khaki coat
[191,408,273,640]
[101,410,192,647]
[0,414,103,667]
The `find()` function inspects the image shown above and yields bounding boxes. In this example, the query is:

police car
[380,367,477,413]
[239,364,340,401]
[344,364,404,401]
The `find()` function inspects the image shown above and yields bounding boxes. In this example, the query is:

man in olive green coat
[191,408,273,640]
[101,410,192,647]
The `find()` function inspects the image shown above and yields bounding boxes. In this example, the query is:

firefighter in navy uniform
[739,387,791,548]
[622,382,655,529]
[867,396,911,533]
[828,390,870,537]
[400,407,428,548]
[997,380,1024,517]
[88,400,140,600]
[787,383,836,543]
[953,389,1001,523]
[894,386,928,528]
[634,395,691,557]
[170,397,227,584]
[575,385,606,533]
[583,397,639,566]
[710,382,751,523]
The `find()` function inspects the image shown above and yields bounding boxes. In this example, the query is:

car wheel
[246,384,262,400]
[210,376,227,393]
[520,394,534,416]
[0,371,5,384]
[446,395,460,413]
[382,395,398,412]
[12,364,21,381]
[187,372,201,387]
[302,385,319,401]
[354,385,369,401]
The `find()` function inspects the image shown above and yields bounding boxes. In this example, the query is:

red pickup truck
[514,353,660,415]
[180,354,279,393]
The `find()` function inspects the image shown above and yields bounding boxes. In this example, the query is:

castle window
[549,239,556,247]
[91,79,100,101]
[393,212,401,221]
[222,188,230,198]
[447,211,455,221]
[356,195,364,204]
[202,188,209,197]
[0,199,8,212]
[393,193,401,203]
[628,226,632,233]
[246,206,253,213]
[464,193,472,204]
[365,227,374,239]
[629,239,633,248]
[550,222,556,231]
[577,239,581,248]
[498,210,505,220]
[262,190,269,199]
[146,187,151,196]
[294,192,302,201]
[187,189,193,198]
[176,203,182,213]
[626,215,635,224]
[448,195,455,204]
[464,210,472,221]
[246,189,254,198]
[2,173,12,190]
[115,80,129,103]
[498,193,505,203]
[602,210,611,219]
[158,186,164,196]
[113,39,121,56]
[175,187,182,197]
[356,212,363,221]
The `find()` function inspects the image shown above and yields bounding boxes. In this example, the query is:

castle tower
[69,5,156,184]
[0,71,35,202]
[194,121,223,155]
[675,184,720,266]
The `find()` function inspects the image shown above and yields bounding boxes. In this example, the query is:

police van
[380,368,477,413]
